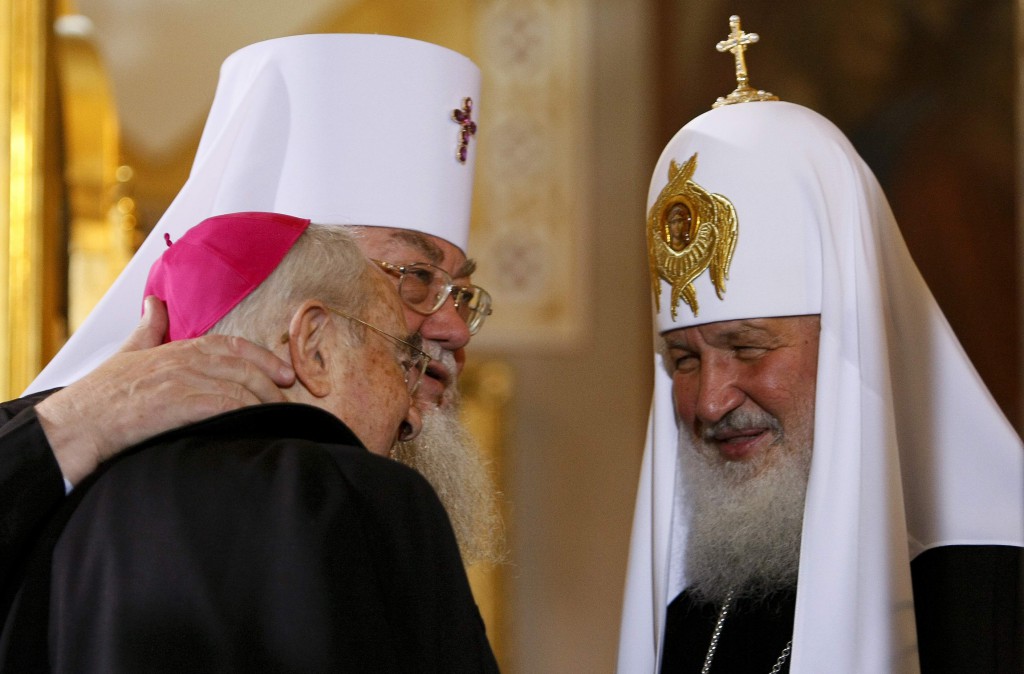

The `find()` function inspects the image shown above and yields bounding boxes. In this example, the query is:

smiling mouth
[709,428,772,461]
[701,408,784,461]
[715,428,764,442]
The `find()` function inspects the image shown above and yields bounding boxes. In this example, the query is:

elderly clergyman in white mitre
[15,34,501,567]
[618,16,1024,674]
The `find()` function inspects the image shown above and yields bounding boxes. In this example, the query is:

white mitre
[28,34,480,394]
[617,100,1024,672]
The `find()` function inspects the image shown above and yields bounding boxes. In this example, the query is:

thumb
[119,296,169,352]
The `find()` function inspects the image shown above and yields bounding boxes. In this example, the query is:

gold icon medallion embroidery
[647,153,738,319]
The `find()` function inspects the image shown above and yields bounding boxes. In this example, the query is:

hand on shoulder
[36,296,296,485]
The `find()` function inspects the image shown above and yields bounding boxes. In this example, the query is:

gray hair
[208,223,376,347]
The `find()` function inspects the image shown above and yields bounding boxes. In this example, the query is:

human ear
[287,300,333,398]
[397,396,423,442]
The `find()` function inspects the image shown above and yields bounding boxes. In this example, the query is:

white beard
[678,409,812,605]
[391,381,505,566]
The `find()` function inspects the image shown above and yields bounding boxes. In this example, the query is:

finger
[206,360,290,404]
[119,296,169,353]
[130,353,286,407]
[189,334,295,388]
[170,385,271,421]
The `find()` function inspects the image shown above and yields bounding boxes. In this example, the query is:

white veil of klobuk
[26,33,479,394]
[617,101,1024,672]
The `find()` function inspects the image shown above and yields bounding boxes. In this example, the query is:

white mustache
[701,408,782,442]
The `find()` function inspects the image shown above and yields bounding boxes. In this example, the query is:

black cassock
[0,390,65,589]
[0,403,499,673]
[660,546,1022,674]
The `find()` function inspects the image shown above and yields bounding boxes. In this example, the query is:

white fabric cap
[618,101,1024,672]
[648,103,823,331]
[27,34,480,394]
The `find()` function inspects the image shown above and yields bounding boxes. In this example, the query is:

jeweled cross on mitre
[452,97,477,163]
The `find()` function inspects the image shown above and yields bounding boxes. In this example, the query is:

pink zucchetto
[144,212,309,342]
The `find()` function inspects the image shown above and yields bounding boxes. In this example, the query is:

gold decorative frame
[1,2,132,398]
[1,0,52,398]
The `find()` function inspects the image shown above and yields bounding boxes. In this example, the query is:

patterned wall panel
[471,0,592,351]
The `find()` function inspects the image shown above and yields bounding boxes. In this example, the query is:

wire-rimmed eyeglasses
[325,305,431,396]
[373,259,493,335]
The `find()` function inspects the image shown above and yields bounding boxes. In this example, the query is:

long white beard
[678,410,812,605]
[391,384,505,566]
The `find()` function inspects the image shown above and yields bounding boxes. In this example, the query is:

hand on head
[36,296,295,485]
[36,223,488,483]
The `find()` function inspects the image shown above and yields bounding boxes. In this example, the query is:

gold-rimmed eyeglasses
[325,305,432,396]
[373,259,493,335]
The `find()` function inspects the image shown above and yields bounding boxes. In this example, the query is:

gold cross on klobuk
[712,15,778,108]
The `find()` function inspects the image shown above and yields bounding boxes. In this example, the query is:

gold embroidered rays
[647,153,738,319]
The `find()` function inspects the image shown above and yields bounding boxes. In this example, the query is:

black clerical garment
[660,588,796,673]
[0,403,499,673]
[0,391,64,590]
[660,547,1022,673]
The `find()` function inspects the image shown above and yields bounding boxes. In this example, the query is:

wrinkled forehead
[355,226,475,279]
[660,314,822,346]
[387,229,451,265]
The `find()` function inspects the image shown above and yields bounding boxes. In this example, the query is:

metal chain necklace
[700,588,793,674]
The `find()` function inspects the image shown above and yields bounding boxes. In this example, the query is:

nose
[400,306,428,334]
[692,357,745,427]
[418,296,472,352]
[398,397,424,443]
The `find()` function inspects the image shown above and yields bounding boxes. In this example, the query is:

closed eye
[668,351,699,373]
[734,345,770,359]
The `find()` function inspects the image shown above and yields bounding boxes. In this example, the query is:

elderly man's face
[664,316,820,471]
[337,295,421,456]
[354,227,475,408]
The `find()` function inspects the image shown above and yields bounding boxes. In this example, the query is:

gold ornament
[647,153,738,319]
[713,15,779,108]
